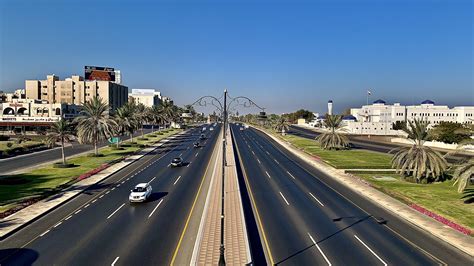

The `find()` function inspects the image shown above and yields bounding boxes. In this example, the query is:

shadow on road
[0,248,39,265]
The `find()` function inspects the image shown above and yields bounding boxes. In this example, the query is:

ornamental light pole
[189,90,265,265]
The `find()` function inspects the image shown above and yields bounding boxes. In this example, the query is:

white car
[210,127,214,131]
[129,183,152,202]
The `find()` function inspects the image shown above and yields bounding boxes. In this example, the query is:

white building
[128,89,164,107]
[346,99,474,135]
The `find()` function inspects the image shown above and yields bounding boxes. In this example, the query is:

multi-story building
[345,99,474,135]
[128,89,163,107]
[25,74,128,110]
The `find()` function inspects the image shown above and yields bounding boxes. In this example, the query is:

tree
[115,102,139,144]
[46,119,75,165]
[450,124,474,193]
[75,97,117,156]
[148,105,165,132]
[316,114,349,150]
[391,119,448,183]
[392,121,406,130]
[134,103,149,138]
[273,117,290,134]
[429,122,471,144]
[161,101,177,126]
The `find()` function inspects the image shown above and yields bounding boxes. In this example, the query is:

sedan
[171,157,183,167]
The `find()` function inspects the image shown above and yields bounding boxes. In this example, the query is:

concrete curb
[252,125,474,257]
[0,130,186,240]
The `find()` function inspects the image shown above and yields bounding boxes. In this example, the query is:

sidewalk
[0,131,185,239]
[255,126,474,257]
[193,127,251,265]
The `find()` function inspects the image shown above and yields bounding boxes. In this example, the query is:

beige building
[25,75,128,110]
[128,89,162,107]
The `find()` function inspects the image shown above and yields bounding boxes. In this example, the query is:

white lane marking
[287,171,296,179]
[187,162,191,167]
[121,181,125,184]
[149,176,157,183]
[65,215,72,221]
[92,199,97,203]
[40,229,50,237]
[251,150,255,155]
[308,233,332,265]
[111,256,120,266]
[265,171,271,179]
[265,151,270,155]
[354,235,387,266]
[117,184,121,187]
[274,159,279,164]
[107,203,125,219]
[148,199,164,218]
[84,203,90,208]
[105,191,110,194]
[53,222,62,228]
[195,152,199,157]
[257,159,261,164]
[111,187,115,191]
[309,192,325,206]
[167,163,171,167]
[75,209,82,214]
[179,153,183,157]
[279,191,290,205]
[173,175,182,185]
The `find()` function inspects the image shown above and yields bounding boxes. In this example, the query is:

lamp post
[189,90,265,265]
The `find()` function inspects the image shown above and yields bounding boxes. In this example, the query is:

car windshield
[132,187,146,192]
[172,158,181,162]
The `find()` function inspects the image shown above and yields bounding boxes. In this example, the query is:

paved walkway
[0,132,185,239]
[193,127,251,265]
[256,126,474,257]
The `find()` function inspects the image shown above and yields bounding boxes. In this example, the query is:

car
[193,142,199,148]
[240,127,244,130]
[129,183,152,202]
[200,134,206,140]
[202,127,207,131]
[210,127,214,131]
[171,157,183,167]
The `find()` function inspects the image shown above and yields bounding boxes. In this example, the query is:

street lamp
[189,89,264,265]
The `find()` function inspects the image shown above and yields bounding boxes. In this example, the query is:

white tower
[328,100,333,115]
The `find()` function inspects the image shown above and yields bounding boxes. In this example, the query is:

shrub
[0,136,10,141]
[6,142,13,148]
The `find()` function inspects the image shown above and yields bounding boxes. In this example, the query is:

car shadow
[0,248,39,265]
[146,192,168,203]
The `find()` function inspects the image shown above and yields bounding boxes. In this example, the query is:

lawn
[277,133,393,169]
[0,129,180,213]
[0,140,44,152]
[357,173,474,231]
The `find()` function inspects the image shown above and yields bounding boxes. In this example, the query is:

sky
[0,0,472,114]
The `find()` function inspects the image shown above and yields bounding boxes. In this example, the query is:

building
[128,89,163,107]
[345,99,474,135]
[25,74,128,110]
[0,89,26,103]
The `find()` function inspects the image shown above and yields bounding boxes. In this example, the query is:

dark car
[193,142,199,148]
[200,134,206,140]
[171,157,183,167]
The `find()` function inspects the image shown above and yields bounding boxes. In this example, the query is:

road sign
[108,137,120,144]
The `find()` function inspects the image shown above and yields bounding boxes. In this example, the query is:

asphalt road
[0,125,220,265]
[231,123,472,265]
[289,125,471,162]
[0,129,153,175]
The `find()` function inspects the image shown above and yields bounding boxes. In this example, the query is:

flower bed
[76,163,110,181]
[410,203,472,235]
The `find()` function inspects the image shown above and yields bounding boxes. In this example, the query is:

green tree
[46,119,75,165]
[75,97,117,156]
[429,122,471,144]
[135,103,149,138]
[273,117,290,134]
[391,119,448,183]
[450,124,474,193]
[316,114,349,150]
[148,105,166,132]
[115,102,139,144]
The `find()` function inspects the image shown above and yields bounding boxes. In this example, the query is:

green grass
[357,173,474,231]
[0,129,180,212]
[277,133,393,169]
[0,140,44,152]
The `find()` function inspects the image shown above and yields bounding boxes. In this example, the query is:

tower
[328,100,333,115]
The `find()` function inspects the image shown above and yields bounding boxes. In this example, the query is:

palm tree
[47,119,75,165]
[75,97,117,156]
[115,102,139,144]
[273,117,290,135]
[161,101,177,127]
[316,114,349,150]
[148,105,165,132]
[391,119,448,183]
[134,103,149,138]
[450,124,474,192]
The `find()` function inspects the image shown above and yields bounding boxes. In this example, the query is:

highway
[0,125,220,265]
[231,123,472,265]
[289,125,472,162]
[0,129,153,175]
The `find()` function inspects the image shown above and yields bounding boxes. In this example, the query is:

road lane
[0,125,221,265]
[232,124,472,265]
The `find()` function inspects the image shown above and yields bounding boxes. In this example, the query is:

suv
[171,157,183,167]
[129,183,152,202]
[193,142,199,148]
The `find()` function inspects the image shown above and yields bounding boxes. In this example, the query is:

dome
[421,100,435,105]
[373,99,386,104]
[342,115,357,121]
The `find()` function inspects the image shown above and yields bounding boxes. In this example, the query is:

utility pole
[219,89,227,266]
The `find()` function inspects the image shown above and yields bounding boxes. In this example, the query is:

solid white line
[354,235,387,266]
[107,203,125,219]
[308,233,332,265]
[111,256,119,266]
[195,152,199,157]
[173,175,182,185]
[40,229,50,237]
[265,171,271,179]
[287,171,296,179]
[148,199,164,218]
[279,191,290,205]
[53,222,62,228]
[309,192,325,206]
[257,159,261,164]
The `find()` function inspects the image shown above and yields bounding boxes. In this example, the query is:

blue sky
[0,0,472,114]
